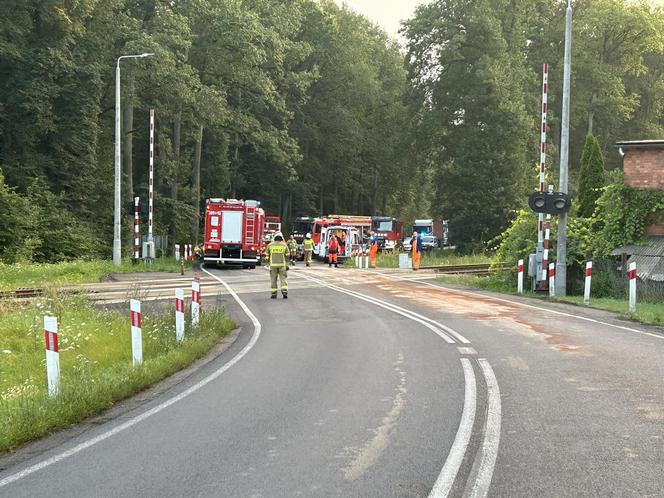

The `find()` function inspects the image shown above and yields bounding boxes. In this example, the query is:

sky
[332,0,431,40]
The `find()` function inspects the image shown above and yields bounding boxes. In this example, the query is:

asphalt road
[1,263,664,497]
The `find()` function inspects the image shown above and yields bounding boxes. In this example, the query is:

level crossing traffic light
[528,191,571,215]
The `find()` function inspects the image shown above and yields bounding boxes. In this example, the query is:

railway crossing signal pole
[556,0,573,296]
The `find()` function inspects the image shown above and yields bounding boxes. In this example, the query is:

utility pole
[113,52,154,267]
[556,0,573,296]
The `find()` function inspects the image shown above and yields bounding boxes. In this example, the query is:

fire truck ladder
[245,205,255,245]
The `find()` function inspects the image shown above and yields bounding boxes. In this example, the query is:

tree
[577,134,605,218]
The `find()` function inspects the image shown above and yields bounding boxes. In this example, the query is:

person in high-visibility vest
[287,235,298,266]
[411,231,423,270]
[266,232,289,299]
[303,232,315,267]
[368,231,378,268]
[328,234,340,268]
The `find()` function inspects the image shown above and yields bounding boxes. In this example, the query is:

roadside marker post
[548,263,556,297]
[189,244,194,261]
[584,261,592,305]
[364,251,369,269]
[130,299,143,366]
[517,259,524,294]
[174,244,180,260]
[191,273,201,327]
[628,261,637,313]
[44,316,60,397]
[175,288,185,342]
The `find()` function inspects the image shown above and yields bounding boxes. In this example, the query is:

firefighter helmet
[274,232,284,241]
[305,232,311,239]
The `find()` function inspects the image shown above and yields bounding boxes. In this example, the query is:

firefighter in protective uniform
[303,233,314,267]
[287,235,298,266]
[266,232,289,299]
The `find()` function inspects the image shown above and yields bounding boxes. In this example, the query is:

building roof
[610,237,664,281]
[615,140,664,150]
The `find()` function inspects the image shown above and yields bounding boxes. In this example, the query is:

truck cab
[315,226,361,263]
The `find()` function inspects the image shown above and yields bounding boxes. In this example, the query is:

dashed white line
[429,358,477,498]
[0,265,262,489]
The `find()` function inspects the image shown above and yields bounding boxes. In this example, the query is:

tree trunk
[588,91,597,135]
[171,110,182,244]
[123,71,134,203]
[192,124,203,243]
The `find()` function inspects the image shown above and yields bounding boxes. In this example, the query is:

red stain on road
[371,275,591,356]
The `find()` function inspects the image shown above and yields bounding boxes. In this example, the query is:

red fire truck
[371,216,404,249]
[203,198,265,268]
[263,216,282,242]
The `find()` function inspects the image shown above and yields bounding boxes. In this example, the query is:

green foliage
[492,210,538,265]
[590,172,664,256]
[0,296,234,452]
[0,169,36,262]
[577,134,605,218]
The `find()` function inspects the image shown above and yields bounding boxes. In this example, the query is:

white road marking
[0,265,262,489]
[349,269,470,344]
[457,347,477,355]
[297,273,455,344]
[428,358,477,498]
[381,273,664,342]
[469,359,502,498]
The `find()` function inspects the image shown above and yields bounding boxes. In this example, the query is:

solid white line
[354,269,471,344]
[429,359,477,498]
[0,265,262,489]
[469,359,502,498]
[406,277,664,342]
[297,273,455,344]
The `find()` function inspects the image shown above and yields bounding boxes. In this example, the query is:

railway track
[419,262,511,276]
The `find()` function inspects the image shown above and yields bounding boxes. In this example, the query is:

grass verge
[0,293,234,453]
[436,273,664,327]
[0,258,194,291]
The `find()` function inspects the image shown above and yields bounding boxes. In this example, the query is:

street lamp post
[113,52,154,267]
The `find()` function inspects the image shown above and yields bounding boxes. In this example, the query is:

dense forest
[1,0,663,261]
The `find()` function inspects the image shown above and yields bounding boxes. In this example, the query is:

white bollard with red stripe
[584,261,592,305]
[548,262,556,297]
[355,250,360,268]
[130,299,143,366]
[191,273,201,327]
[628,261,637,313]
[174,243,180,260]
[517,259,524,294]
[44,316,60,397]
[364,251,369,269]
[189,244,194,261]
[175,288,185,342]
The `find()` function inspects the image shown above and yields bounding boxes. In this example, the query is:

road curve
[0,265,481,497]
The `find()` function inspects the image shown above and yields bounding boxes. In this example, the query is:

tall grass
[0,293,233,453]
[0,258,193,291]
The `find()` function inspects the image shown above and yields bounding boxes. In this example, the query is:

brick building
[616,139,664,236]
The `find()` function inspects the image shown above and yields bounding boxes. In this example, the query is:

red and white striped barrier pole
[584,261,592,305]
[175,288,185,342]
[517,259,524,294]
[628,261,637,313]
[130,299,143,366]
[548,262,556,297]
[537,64,549,254]
[174,243,180,260]
[44,316,60,397]
[133,197,140,261]
[148,110,155,245]
[191,273,201,327]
